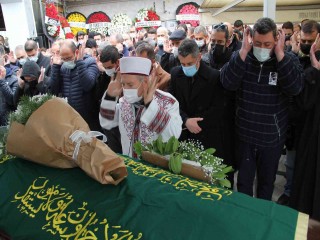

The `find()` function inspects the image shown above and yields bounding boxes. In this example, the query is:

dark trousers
[236,140,284,200]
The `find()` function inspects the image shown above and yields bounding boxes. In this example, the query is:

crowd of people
[0,17,320,221]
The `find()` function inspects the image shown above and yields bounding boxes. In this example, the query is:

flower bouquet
[134,8,161,31]
[134,136,233,188]
[108,13,132,35]
[66,11,87,36]
[87,11,111,35]
[5,95,127,185]
[59,15,74,39]
[44,2,60,39]
[176,2,200,27]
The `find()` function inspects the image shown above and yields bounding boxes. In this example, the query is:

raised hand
[185,118,203,134]
[143,67,159,105]
[0,66,6,79]
[239,27,253,61]
[274,29,285,62]
[106,68,122,97]
[16,69,25,89]
[52,54,62,65]
[310,33,320,70]
[163,39,172,54]
[291,32,300,54]
[38,67,45,83]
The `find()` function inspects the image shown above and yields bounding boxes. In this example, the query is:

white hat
[120,57,152,76]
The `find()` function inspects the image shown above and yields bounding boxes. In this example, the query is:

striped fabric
[221,51,304,147]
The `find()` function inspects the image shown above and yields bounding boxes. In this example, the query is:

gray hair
[136,42,155,60]
[178,39,199,58]
[194,25,208,37]
[14,45,25,55]
[98,41,110,53]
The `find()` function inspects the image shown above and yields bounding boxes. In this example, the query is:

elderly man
[14,45,28,67]
[100,57,182,157]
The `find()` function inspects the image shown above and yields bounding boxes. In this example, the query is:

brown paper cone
[141,151,211,183]
[6,98,127,185]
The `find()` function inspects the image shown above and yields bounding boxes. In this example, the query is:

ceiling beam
[210,0,245,17]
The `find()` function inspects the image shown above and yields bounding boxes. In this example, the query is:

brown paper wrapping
[141,151,211,183]
[6,98,127,185]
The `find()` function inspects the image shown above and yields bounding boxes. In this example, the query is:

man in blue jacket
[51,40,100,130]
[220,18,304,200]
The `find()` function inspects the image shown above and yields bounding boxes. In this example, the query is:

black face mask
[211,44,227,62]
[300,43,312,55]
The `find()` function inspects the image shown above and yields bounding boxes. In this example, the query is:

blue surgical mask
[19,58,27,66]
[28,54,38,62]
[182,62,198,77]
[63,60,76,69]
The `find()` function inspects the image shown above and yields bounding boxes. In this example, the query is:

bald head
[60,39,77,53]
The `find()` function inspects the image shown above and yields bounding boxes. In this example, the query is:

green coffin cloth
[0,156,308,240]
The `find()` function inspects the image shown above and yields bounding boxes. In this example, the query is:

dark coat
[220,50,304,147]
[36,52,51,77]
[0,74,18,126]
[50,55,99,130]
[160,52,181,74]
[290,65,320,221]
[169,61,235,166]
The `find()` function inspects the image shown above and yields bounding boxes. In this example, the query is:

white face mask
[123,83,142,104]
[78,40,84,45]
[195,39,205,48]
[157,37,165,47]
[105,68,116,77]
[172,47,179,58]
[63,60,76,69]
[96,40,101,46]
[28,53,38,62]
[19,58,27,66]
[253,46,272,62]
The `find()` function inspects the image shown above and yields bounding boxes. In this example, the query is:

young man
[220,17,304,200]
[99,57,182,157]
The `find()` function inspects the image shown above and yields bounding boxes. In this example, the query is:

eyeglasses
[213,23,227,31]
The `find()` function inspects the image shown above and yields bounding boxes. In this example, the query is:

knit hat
[21,60,41,80]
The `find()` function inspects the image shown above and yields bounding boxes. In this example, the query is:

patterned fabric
[99,108,115,120]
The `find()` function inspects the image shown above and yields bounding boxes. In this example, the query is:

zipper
[274,114,281,140]
[257,63,263,83]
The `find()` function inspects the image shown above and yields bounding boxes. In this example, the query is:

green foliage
[133,136,234,189]
[8,94,55,125]
[0,126,8,160]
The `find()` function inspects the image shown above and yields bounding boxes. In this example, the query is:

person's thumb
[195,118,203,122]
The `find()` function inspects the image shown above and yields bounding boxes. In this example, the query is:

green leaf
[211,172,226,179]
[205,148,216,155]
[221,166,234,174]
[218,179,231,188]
[133,142,143,157]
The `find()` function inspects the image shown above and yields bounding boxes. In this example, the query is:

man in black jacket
[24,40,51,77]
[169,39,235,177]
[220,18,304,200]
[160,29,186,74]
